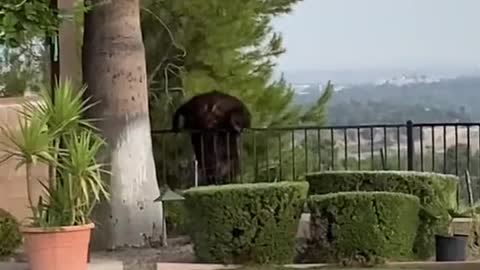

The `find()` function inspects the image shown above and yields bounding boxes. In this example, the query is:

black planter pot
[435,234,469,261]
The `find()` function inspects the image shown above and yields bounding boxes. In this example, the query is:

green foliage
[300,81,334,124]
[0,208,22,258]
[0,79,109,227]
[164,200,188,236]
[328,100,471,126]
[234,128,338,183]
[0,0,91,97]
[183,181,309,264]
[294,77,479,125]
[140,0,334,188]
[305,171,458,211]
[304,170,458,259]
[305,191,420,266]
[0,0,59,48]
[0,0,94,48]
[0,38,48,97]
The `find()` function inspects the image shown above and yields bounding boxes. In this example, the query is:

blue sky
[272,0,480,72]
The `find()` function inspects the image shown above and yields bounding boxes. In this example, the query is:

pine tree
[140,0,334,187]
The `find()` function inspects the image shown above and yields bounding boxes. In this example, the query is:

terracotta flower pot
[21,223,94,270]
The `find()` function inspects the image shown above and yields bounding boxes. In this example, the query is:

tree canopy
[0,0,59,48]
[141,0,332,130]
[140,0,334,188]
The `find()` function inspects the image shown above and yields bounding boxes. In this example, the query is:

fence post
[406,120,414,171]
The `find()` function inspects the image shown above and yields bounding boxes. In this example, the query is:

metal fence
[151,120,480,191]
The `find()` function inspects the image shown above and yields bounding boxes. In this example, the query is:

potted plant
[435,170,480,262]
[0,80,109,270]
[435,205,478,261]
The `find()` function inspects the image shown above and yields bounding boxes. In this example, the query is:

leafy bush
[183,181,309,264]
[0,81,109,227]
[305,191,420,265]
[0,208,22,258]
[305,170,458,259]
[164,201,188,236]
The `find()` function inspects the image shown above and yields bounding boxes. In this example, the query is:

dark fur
[172,91,251,185]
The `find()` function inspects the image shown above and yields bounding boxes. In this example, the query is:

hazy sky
[272,0,480,72]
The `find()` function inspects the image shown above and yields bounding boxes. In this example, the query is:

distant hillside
[293,75,480,125]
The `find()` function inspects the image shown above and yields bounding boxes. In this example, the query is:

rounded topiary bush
[0,208,22,258]
[183,181,309,264]
[305,191,420,265]
[305,171,458,207]
[305,170,458,259]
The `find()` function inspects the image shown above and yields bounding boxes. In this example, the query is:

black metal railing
[151,120,480,196]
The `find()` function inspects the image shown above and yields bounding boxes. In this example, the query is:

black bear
[172,91,251,185]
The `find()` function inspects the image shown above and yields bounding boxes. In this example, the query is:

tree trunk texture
[82,0,162,250]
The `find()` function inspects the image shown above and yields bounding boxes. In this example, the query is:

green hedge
[183,181,309,264]
[0,208,22,258]
[305,191,420,265]
[305,170,458,259]
[164,201,188,236]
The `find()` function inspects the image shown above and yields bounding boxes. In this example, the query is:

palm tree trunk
[82,0,162,250]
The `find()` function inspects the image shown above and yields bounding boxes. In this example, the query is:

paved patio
[3,259,480,270]
[0,258,123,270]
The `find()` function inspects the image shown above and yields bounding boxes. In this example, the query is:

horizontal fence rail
[151,120,480,201]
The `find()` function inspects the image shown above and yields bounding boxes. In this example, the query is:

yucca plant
[0,79,109,227]
[20,80,99,188]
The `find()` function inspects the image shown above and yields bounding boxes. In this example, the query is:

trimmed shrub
[0,208,22,258]
[305,191,420,265]
[305,171,457,205]
[164,201,188,236]
[183,181,309,264]
[305,170,458,259]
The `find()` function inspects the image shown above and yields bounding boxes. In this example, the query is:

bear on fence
[172,91,251,185]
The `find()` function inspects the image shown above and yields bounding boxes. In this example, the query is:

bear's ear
[229,109,251,132]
